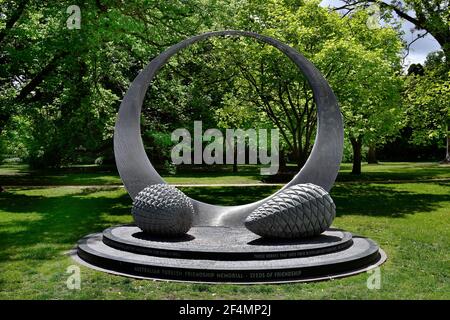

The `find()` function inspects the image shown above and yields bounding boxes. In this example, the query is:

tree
[0,0,406,176]
[0,0,215,167]
[222,0,404,174]
[367,145,378,164]
[214,38,318,169]
[215,97,265,172]
[331,0,450,162]
[405,52,450,163]
[332,0,450,68]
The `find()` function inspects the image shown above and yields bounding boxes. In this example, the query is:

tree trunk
[293,142,307,169]
[296,156,303,169]
[233,143,238,173]
[350,137,362,175]
[367,145,378,164]
[444,130,450,163]
[278,149,288,173]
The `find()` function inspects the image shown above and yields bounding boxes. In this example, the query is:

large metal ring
[114,30,343,227]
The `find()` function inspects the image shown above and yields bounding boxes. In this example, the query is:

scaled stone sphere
[132,184,194,236]
[245,183,336,239]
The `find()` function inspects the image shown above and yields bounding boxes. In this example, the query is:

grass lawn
[0,164,261,186]
[0,162,449,299]
[1,162,449,186]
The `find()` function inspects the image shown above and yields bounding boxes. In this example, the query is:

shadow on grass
[0,188,131,262]
[264,165,450,183]
[336,169,450,182]
[180,186,280,206]
[0,164,261,186]
[331,183,450,217]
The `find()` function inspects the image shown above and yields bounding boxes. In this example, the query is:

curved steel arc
[114,31,343,226]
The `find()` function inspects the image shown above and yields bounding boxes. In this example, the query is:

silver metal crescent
[114,30,343,227]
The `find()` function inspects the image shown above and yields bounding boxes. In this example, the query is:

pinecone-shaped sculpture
[245,183,335,239]
[132,184,194,236]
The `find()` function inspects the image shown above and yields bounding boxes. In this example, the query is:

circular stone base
[103,225,353,260]
[74,225,386,284]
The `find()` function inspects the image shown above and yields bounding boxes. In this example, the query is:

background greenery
[0,0,449,174]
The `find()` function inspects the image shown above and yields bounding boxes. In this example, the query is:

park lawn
[0,164,262,186]
[338,162,450,182]
[0,162,449,186]
[0,180,449,299]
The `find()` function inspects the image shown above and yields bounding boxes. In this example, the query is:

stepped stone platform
[73,225,386,283]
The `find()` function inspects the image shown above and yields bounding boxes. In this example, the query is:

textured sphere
[132,184,194,236]
[245,183,336,239]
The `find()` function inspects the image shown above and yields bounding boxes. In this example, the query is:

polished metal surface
[114,30,344,227]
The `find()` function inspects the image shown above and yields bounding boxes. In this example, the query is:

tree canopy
[0,0,446,172]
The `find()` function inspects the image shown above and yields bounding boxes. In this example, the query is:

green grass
[0,162,449,186]
[338,162,450,182]
[0,164,123,186]
[0,177,449,299]
[0,164,261,186]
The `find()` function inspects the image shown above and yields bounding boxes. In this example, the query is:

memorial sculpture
[74,30,386,283]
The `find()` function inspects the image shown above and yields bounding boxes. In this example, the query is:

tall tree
[332,0,450,67]
[405,51,450,163]
[0,0,214,167]
[331,0,450,162]
[215,0,404,173]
